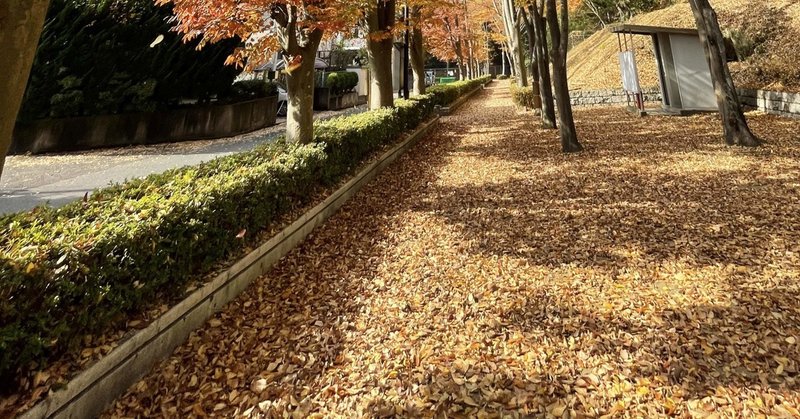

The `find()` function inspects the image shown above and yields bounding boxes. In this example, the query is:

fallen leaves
[100,84,800,417]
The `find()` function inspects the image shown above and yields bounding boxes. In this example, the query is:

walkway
[0,106,365,215]
[106,83,800,417]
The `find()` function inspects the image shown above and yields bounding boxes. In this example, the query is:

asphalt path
[0,107,365,215]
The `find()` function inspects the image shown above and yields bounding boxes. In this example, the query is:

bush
[509,84,538,109]
[0,80,463,390]
[428,75,492,107]
[497,74,510,80]
[228,80,279,100]
[325,71,359,94]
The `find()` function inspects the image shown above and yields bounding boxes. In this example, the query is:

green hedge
[509,84,538,109]
[428,75,492,107]
[0,77,488,389]
[325,71,359,95]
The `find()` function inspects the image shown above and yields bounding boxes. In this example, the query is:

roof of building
[608,24,699,36]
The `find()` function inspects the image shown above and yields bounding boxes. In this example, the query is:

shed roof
[608,24,699,36]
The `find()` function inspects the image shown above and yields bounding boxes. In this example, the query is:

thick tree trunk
[688,0,761,147]
[366,0,396,109]
[0,0,50,179]
[546,0,582,152]
[285,39,321,144]
[409,8,426,95]
[532,2,556,128]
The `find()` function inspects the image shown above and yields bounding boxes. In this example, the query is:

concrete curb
[439,81,492,116]
[21,115,441,419]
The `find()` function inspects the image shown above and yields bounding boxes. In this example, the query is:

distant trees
[424,0,492,81]
[496,0,578,150]
[574,0,673,28]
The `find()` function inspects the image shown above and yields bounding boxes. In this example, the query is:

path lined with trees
[106,82,800,417]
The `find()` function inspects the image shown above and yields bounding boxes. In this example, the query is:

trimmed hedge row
[0,77,490,389]
[428,75,492,107]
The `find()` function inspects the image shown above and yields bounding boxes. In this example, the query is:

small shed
[609,24,717,113]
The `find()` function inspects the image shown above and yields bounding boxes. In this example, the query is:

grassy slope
[567,0,800,92]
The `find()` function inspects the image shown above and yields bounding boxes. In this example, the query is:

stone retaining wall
[739,88,800,118]
[569,87,800,118]
[12,96,278,155]
[570,88,662,107]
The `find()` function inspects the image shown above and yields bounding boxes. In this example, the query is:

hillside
[567,0,800,92]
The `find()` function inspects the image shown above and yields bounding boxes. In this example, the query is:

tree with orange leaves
[156,0,357,143]
[424,0,493,81]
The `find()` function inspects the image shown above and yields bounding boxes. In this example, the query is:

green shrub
[509,84,538,109]
[428,75,492,107]
[325,71,359,94]
[228,80,279,101]
[497,74,509,80]
[0,80,459,390]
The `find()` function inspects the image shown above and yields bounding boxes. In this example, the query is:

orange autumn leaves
[156,0,361,68]
[157,0,495,70]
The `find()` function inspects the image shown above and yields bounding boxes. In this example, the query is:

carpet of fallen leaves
[106,82,800,418]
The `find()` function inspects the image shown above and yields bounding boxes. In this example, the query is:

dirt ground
[105,82,800,417]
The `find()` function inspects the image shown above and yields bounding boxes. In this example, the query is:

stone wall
[570,88,662,107]
[739,88,800,118]
[569,87,800,118]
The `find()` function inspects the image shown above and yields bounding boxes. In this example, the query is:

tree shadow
[103,82,800,417]
[500,283,800,401]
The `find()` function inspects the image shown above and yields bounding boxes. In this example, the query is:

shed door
[670,34,717,110]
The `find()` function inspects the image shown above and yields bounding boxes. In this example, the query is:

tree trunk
[285,35,322,144]
[546,0,582,152]
[366,0,396,109]
[409,8,426,95]
[0,0,50,180]
[500,0,527,86]
[520,8,542,111]
[506,47,516,78]
[501,47,507,76]
[688,0,762,147]
[532,1,556,128]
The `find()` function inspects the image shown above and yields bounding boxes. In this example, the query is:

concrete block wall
[739,88,800,118]
[569,87,800,118]
[569,88,662,107]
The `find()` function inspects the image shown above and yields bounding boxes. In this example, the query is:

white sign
[619,51,641,93]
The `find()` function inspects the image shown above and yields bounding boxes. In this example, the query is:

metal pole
[403,3,410,99]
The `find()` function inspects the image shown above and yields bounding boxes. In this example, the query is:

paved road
[0,107,365,215]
